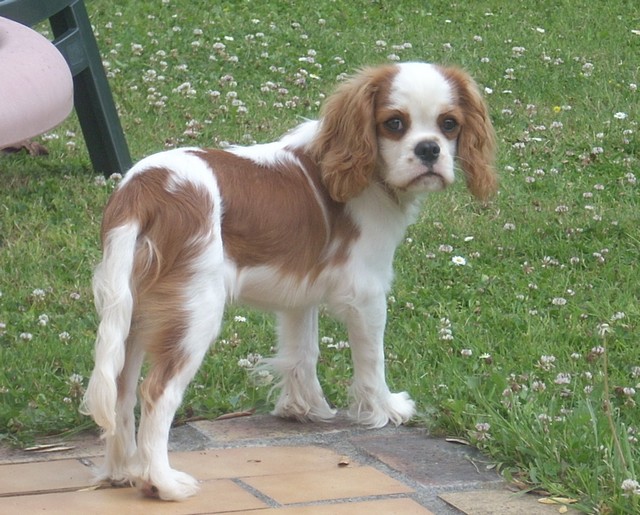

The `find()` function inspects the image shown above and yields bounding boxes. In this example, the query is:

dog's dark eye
[442,118,458,132]
[384,118,404,132]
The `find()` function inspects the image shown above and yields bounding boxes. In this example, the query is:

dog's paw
[349,391,416,428]
[272,392,337,423]
[137,468,199,501]
[92,463,133,488]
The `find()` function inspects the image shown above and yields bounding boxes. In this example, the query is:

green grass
[1,0,639,511]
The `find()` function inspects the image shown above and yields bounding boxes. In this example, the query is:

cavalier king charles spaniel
[82,61,497,500]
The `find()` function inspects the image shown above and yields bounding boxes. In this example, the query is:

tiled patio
[0,413,577,514]
[0,446,428,514]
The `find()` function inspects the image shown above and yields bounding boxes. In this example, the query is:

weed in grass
[1,0,639,511]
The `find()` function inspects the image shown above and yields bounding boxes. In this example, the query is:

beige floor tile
[230,498,433,514]
[0,479,266,514]
[242,465,413,504]
[0,458,94,496]
[440,489,580,514]
[170,446,352,480]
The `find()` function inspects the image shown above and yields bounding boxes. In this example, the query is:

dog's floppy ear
[442,67,498,201]
[310,66,394,203]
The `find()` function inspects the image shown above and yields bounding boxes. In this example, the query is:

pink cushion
[0,16,73,147]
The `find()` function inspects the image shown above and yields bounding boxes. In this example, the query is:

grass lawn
[1,0,638,512]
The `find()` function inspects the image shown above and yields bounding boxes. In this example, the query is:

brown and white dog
[81,62,497,500]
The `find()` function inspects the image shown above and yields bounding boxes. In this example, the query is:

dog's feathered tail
[80,222,139,436]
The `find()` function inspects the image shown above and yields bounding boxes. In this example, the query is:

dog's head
[310,62,497,203]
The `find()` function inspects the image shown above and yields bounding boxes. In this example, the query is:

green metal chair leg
[0,0,132,175]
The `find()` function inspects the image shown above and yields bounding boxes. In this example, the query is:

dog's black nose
[415,140,440,164]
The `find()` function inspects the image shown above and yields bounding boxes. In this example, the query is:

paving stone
[168,422,213,451]
[191,412,357,443]
[232,498,434,514]
[242,465,413,504]
[0,458,95,495]
[0,430,103,464]
[170,445,356,479]
[439,489,581,514]
[0,479,266,514]
[351,431,501,487]
[0,424,206,466]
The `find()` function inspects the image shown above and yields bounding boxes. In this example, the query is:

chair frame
[0,0,132,175]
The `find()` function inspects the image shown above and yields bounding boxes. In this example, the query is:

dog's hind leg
[99,338,145,485]
[131,267,225,501]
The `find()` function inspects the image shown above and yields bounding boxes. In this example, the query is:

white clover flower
[614,112,628,120]
[479,353,492,364]
[131,43,144,55]
[255,369,274,386]
[597,323,611,337]
[32,288,46,300]
[475,422,490,432]
[451,256,467,266]
[438,244,453,253]
[38,314,49,326]
[439,329,453,341]
[551,297,567,306]
[621,479,640,496]
[69,373,83,385]
[532,380,546,392]
[538,355,556,371]
[237,358,253,369]
[460,349,473,357]
[327,340,350,350]
[554,373,571,385]
[234,315,247,323]
[582,62,594,76]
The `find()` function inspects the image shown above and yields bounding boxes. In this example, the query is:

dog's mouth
[406,169,446,189]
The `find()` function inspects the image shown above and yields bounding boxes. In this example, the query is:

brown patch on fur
[103,168,216,403]
[439,67,498,200]
[194,149,360,278]
[308,65,399,202]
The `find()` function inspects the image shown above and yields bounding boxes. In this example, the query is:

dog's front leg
[345,294,416,427]
[268,307,336,422]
